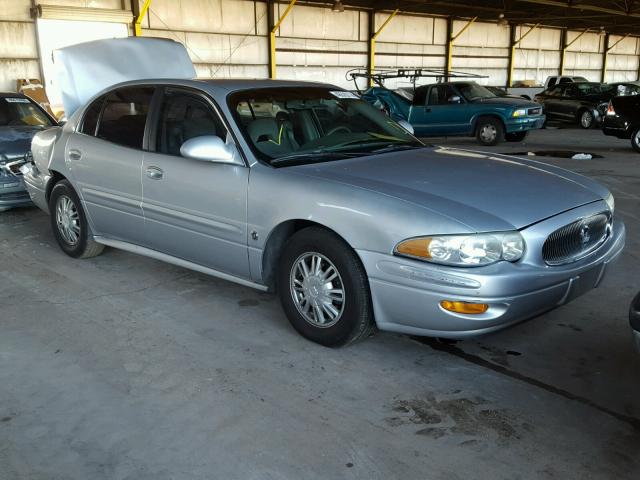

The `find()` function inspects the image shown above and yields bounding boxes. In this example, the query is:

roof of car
[0,92,29,99]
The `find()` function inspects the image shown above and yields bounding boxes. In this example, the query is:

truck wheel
[505,131,528,142]
[49,180,104,259]
[476,117,504,146]
[578,109,594,129]
[277,227,375,347]
[631,127,640,153]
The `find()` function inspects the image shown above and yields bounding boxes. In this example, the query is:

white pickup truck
[506,75,589,99]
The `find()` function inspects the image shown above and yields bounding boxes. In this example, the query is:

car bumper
[0,176,32,211]
[358,206,625,338]
[630,292,640,352]
[505,115,545,133]
[602,116,631,138]
[21,163,50,213]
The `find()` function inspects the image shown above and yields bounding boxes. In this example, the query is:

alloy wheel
[290,252,345,328]
[581,111,593,128]
[55,195,80,245]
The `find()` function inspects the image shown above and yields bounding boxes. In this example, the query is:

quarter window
[80,97,104,136]
[156,91,227,156]
[96,87,154,149]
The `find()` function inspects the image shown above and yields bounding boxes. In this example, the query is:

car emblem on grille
[579,224,591,245]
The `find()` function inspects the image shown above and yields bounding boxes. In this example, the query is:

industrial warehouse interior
[1,1,639,479]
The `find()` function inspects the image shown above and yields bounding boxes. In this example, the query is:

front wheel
[49,180,104,258]
[476,117,504,146]
[578,109,594,129]
[277,227,375,347]
[631,127,640,153]
[505,131,528,142]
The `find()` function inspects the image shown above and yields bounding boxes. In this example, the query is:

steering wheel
[327,125,351,135]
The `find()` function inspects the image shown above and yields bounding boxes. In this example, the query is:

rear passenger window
[96,87,154,149]
[156,91,227,156]
[80,97,104,136]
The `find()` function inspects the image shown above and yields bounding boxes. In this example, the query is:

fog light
[440,300,489,314]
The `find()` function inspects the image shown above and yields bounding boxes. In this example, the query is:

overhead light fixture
[332,0,345,13]
[599,26,607,36]
[498,13,509,26]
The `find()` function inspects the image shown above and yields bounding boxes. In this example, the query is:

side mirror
[448,95,462,104]
[180,135,236,164]
[397,119,414,135]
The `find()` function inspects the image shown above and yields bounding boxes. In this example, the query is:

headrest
[247,118,279,143]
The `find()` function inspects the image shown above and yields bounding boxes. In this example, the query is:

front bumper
[359,202,625,338]
[630,292,640,352]
[0,176,32,211]
[20,162,50,213]
[505,115,545,133]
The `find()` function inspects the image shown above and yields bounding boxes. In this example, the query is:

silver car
[22,78,625,347]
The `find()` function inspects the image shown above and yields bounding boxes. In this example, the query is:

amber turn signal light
[440,300,489,314]
[395,237,432,258]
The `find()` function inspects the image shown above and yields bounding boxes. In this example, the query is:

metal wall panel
[606,36,639,82]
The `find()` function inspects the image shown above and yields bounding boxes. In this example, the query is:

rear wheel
[505,131,528,142]
[476,117,504,146]
[578,109,594,129]
[49,180,104,259]
[277,227,375,347]
[631,127,640,153]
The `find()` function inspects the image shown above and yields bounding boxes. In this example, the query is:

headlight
[395,232,525,267]
[605,192,615,213]
[512,108,527,118]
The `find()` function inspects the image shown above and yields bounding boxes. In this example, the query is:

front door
[66,86,154,243]
[141,88,250,278]
[409,84,469,136]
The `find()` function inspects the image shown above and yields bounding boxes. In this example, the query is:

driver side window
[427,85,457,106]
[156,90,227,157]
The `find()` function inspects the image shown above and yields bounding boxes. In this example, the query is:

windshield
[0,97,53,127]
[228,87,422,165]
[575,83,611,95]
[457,83,496,101]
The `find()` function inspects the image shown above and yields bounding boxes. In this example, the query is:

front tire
[277,227,375,347]
[49,180,104,259]
[631,127,640,153]
[476,117,504,146]
[578,109,594,129]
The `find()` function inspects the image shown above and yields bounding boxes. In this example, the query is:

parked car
[631,292,640,352]
[0,92,57,211]
[506,75,588,99]
[22,76,625,347]
[362,81,545,146]
[608,81,640,97]
[602,94,640,152]
[534,82,613,128]
[486,86,532,100]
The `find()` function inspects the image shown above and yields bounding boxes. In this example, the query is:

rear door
[66,86,154,243]
[141,87,250,277]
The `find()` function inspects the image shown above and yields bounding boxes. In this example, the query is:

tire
[277,227,375,347]
[49,180,104,259]
[631,127,640,153]
[578,109,594,129]
[505,131,528,142]
[475,117,505,146]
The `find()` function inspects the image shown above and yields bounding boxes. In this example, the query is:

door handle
[68,149,82,161]
[145,166,164,180]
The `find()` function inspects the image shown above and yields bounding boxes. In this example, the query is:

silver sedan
[23,79,625,346]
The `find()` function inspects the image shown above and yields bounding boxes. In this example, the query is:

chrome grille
[542,213,611,265]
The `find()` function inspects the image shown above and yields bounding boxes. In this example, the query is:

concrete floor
[1,126,639,480]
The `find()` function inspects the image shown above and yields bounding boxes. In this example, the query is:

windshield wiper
[370,144,424,154]
[270,151,361,166]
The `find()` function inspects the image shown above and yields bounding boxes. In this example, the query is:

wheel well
[474,114,505,133]
[45,171,67,204]
[261,220,345,291]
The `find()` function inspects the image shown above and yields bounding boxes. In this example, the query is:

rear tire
[631,127,640,153]
[578,109,594,129]
[277,227,375,347]
[505,131,528,142]
[476,117,504,146]
[49,180,104,259]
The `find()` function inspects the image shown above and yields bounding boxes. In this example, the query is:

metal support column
[134,0,152,37]
[368,9,399,86]
[269,0,297,79]
[507,23,540,87]
[446,16,477,79]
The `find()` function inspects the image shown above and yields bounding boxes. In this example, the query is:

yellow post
[270,0,297,79]
[369,9,399,86]
[508,23,540,87]
[560,28,589,75]
[134,0,152,37]
[447,17,477,77]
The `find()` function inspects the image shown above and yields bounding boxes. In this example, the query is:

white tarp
[53,37,196,117]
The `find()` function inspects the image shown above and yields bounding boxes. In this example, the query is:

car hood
[472,97,539,108]
[289,147,606,231]
[0,125,48,160]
